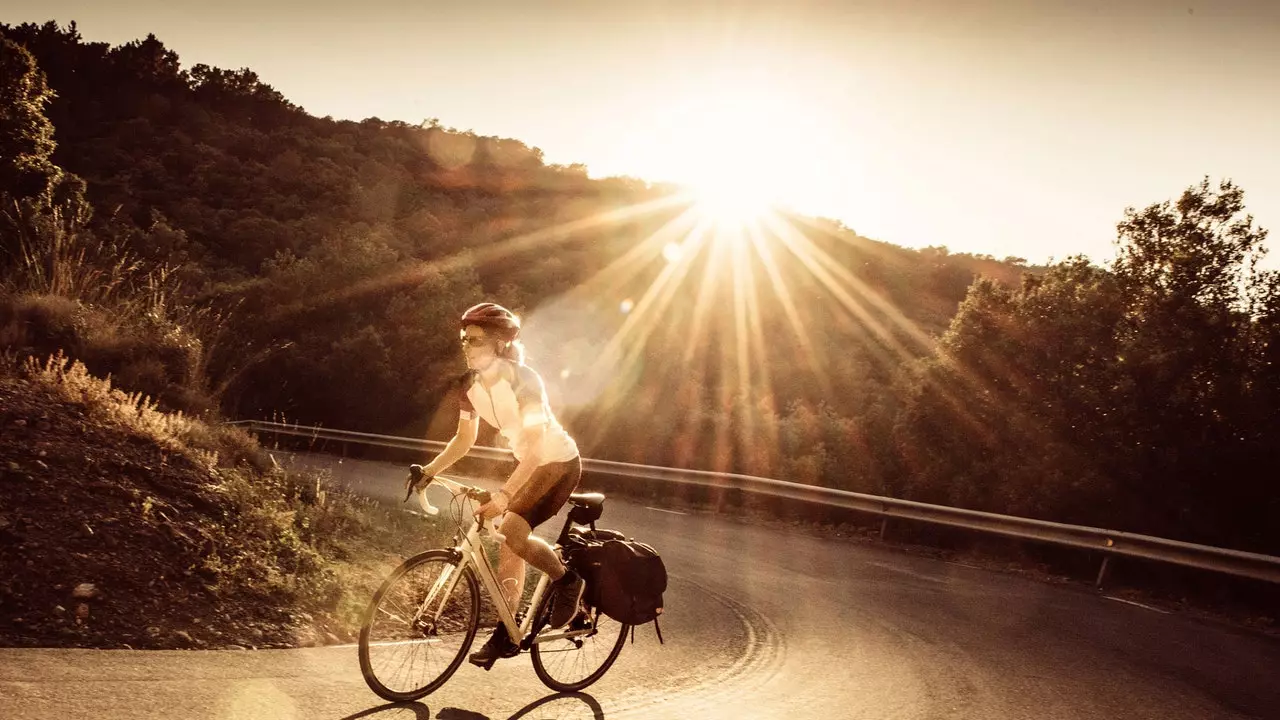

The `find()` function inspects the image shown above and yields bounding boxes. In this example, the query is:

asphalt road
[2,453,1278,720]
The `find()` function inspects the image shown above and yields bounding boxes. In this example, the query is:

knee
[504,533,529,555]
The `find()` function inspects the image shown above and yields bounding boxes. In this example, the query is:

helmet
[460,302,521,340]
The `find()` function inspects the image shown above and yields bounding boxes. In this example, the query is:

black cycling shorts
[508,455,582,529]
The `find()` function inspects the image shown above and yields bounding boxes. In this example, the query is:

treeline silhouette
[3,21,1276,570]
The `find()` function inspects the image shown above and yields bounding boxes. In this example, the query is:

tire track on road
[603,574,785,719]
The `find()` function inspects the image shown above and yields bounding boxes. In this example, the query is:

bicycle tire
[358,550,480,701]
[530,599,630,692]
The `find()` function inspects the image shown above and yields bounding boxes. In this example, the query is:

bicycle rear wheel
[358,550,480,701]
[530,603,629,692]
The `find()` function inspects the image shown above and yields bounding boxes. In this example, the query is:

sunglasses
[460,333,492,348]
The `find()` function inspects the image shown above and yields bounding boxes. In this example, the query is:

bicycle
[357,471,631,701]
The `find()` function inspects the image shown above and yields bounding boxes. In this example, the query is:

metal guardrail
[229,419,1280,586]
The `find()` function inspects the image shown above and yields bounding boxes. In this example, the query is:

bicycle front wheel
[531,605,629,692]
[358,550,480,701]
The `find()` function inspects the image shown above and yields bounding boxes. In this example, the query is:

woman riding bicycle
[408,302,587,667]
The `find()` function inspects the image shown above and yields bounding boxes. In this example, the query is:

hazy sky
[9,1,1280,266]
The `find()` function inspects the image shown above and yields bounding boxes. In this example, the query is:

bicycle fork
[414,560,464,632]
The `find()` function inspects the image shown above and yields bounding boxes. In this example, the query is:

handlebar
[405,464,492,508]
[404,465,503,540]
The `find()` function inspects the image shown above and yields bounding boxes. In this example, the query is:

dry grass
[19,351,225,466]
[2,197,283,418]
[2,198,142,304]
[0,351,448,647]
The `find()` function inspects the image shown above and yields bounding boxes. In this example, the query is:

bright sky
[8,1,1280,266]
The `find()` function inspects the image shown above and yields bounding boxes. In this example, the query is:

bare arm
[422,416,479,476]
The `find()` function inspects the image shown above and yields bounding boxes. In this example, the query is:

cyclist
[407,302,587,668]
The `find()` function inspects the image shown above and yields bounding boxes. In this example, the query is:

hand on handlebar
[404,464,432,502]
[474,489,507,520]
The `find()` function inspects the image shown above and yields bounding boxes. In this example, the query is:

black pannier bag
[568,529,667,643]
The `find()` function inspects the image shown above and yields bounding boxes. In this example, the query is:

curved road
[3,453,1278,719]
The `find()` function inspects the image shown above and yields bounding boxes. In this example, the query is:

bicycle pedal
[469,656,498,671]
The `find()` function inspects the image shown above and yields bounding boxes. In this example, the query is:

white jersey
[458,364,579,464]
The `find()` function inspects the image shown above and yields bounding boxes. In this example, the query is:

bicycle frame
[415,475,593,647]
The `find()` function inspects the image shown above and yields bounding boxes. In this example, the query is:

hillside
[0,353,436,649]
[0,20,1030,468]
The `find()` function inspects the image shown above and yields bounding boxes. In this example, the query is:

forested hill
[0,20,1025,432]
[4,20,1277,561]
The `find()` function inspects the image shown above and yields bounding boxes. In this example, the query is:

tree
[0,37,58,200]
[0,36,90,272]
[1107,177,1276,549]
[1114,177,1268,313]
[890,178,1280,553]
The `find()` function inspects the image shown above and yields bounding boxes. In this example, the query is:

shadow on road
[506,692,605,719]
[343,692,605,720]
[340,702,432,719]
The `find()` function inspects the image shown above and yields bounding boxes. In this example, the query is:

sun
[622,78,822,231]
[673,127,791,232]
[686,172,779,229]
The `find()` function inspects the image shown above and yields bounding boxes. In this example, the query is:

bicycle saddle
[568,492,605,511]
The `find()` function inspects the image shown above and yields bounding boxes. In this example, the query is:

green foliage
[893,179,1279,553]
[0,21,1012,440]
[0,37,57,199]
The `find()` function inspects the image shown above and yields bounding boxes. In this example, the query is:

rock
[36,421,51,432]
[146,626,162,637]
[35,460,48,471]
[54,605,66,614]
[225,644,246,650]
[324,632,342,645]
[192,617,202,624]
[173,630,195,645]
[72,583,98,600]
[12,419,26,428]
[80,523,94,537]
[6,462,19,472]
[75,603,89,623]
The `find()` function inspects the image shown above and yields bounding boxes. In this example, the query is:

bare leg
[495,543,526,614]
[499,513,566,584]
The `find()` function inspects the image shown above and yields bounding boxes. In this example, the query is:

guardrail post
[879,516,889,540]
[1095,555,1110,589]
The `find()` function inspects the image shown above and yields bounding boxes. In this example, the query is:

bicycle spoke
[531,607,629,692]
[359,552,480,701]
